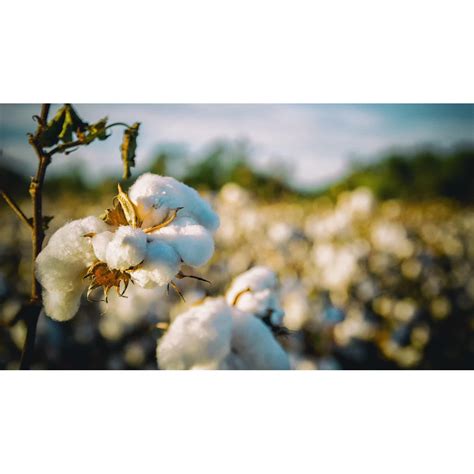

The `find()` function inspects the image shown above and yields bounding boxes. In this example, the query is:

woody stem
[19,104,51,370]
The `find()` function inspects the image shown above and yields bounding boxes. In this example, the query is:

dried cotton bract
[157,267,290,370]
[35,173,219,322]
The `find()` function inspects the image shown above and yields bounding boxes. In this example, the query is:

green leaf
[120,122,140,179]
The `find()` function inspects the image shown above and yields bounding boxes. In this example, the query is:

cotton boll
[225,266,285,322]
[227,266,279,298]
[227,309,290,370]
[105,226,147,271]
[42,282,86,322]
[128,173,220,232]
[131,240,180,288]
[35,216,108,321]
[150,216,215,267]
[91,231,114,262]
[157,297,233,370]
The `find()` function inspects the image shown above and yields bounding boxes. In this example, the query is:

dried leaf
[37,104,87,147]
[120,123,140,179]
[79,117,109,144]
[36,106,66,147]
[58,104,87,143]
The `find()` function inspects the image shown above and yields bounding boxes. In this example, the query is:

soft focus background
[1,103,473,369]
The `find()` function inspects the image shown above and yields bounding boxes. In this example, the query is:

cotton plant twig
[0,190,33,229]
[19,104,52,369]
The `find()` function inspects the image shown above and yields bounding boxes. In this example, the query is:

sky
[1,104,473,188]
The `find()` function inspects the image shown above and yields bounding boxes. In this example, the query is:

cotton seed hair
[35,174,219,322]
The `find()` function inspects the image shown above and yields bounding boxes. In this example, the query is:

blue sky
[1,104,472,188]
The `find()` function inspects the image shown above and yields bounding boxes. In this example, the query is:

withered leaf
[120,122,140,179]
[78,117,109,144]
[36,106,66,147]
[37,104,87,147]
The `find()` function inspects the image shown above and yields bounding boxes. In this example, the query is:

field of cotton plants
[1,181,473,369]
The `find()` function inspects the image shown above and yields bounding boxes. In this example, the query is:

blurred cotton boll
[157,298,233,370]
[157,267,290,370]
[225,266,285,325]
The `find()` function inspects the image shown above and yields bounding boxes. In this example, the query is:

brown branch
[39,104,50,126]
[19,104,52,370]
[47,138,84,156]
[0,190,33,229]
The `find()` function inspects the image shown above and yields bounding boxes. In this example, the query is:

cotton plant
[35,173,219,322]
[0,104,147,368]
[157,266,291,370]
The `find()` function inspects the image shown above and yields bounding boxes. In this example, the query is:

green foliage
[149,142,294,200]
[328,146,474,203]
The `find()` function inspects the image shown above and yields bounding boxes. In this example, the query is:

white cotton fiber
[91,231,114,262]
[157,297,233,369]
[225,266,285,324]
[150,216,215,267]
[131,240,180,288]
[105,226,147,271]
[35,216,109,321]
[128,173,220,232]
[226,308,290,370]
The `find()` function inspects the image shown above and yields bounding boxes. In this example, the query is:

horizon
[1,104,473,189]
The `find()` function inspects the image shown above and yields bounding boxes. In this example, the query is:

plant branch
[19,104,52,369]
[105,122,131,130]
[0,190,33,229]
[46,123,131,157]
[47,139,83,157]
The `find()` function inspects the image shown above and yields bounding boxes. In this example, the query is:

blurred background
[0,103,473,369]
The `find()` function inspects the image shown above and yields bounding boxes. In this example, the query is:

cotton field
[1,184,473,369]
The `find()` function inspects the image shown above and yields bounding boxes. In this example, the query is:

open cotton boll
[228,266,279,295]
[91,231,114,262]
[128,173,220,232]
[131,240,180,288]
[150,216,214,267]
[105,226,147,271]
[226,309,290,370]
[157,298,233,370]
[225,266,285,323]
[42,281,87,323]
[35,216,109,321]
